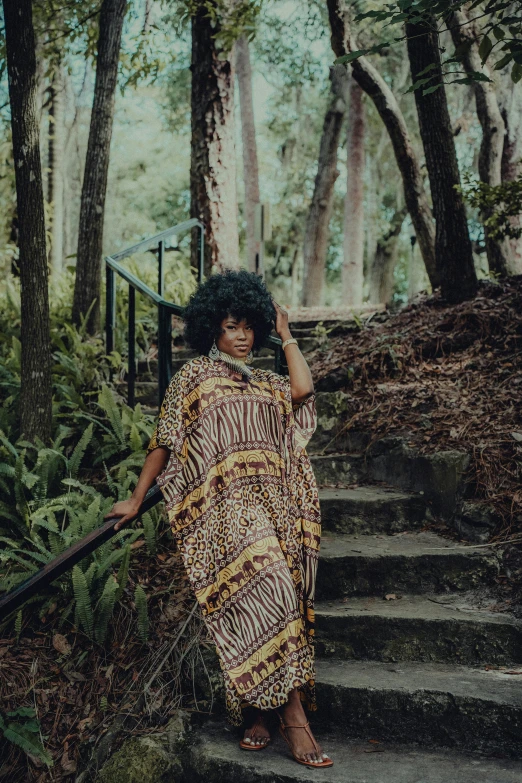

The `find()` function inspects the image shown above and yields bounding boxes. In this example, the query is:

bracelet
[281,338,298,350]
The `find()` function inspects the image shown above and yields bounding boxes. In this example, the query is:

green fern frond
[129,423,142,452]
[115,544,131,601]
[134,584,149,643]
[72,565,94,638]
[14,610,22,639]
[67,422,94,478]
[94,574,119,644]
[99,385,126,446]
[141,512,157,555]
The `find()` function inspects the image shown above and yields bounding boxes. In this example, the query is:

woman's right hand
[104,498,141,531]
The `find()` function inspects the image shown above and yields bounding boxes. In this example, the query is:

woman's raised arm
[273,301,314,403]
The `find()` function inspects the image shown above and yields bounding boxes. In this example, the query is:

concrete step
[184,720,522,782]
[314,659,522,757]
[314,594,522,665]
[319,487,427,535]
[316,532,499,600]
[311,453,367,485]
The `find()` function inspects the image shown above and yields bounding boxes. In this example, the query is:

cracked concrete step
[318,487,427,535]
[184,721,522,782]
[314,658,522,757]
[316,532,499,600]
[314,594,522,665]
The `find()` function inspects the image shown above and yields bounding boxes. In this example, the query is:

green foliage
[174,0,263,52]
[349,0,522,84]
[0,707,53,767]
[457,174,522,240]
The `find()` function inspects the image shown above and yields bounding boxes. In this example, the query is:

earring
[208,339,219,360]
[246,349,254,365]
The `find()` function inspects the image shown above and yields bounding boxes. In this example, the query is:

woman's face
[216,314,254,358]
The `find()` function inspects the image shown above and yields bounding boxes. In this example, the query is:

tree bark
[72,0,127,333]
[449,6,510,276]
[342,75,365,305]
[498,71,522,274]
[302,64,348,306]
[48,63,65,275]
[236,34,260,273]
[406,17,477,303]
[368,206,407,305]
[190,3,240,275]
[326,0,438,290]
[4,0,52,442]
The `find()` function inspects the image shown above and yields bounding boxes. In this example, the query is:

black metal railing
[0,222,286,621]
[105,219,285,407]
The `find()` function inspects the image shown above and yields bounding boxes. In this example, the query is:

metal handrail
[0,484,163,621]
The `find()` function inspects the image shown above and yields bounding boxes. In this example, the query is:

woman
[106,270,332,768]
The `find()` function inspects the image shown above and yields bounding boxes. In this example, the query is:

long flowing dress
[147,355,321,725]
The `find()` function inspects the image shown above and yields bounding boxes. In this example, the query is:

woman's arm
[104,446,170,531]
[273,301,314,403]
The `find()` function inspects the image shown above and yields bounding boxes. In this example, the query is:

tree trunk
[498,72,522,274]
[302,64,348,306]
[406,17,477,303]
[190,4,240,275]
[236,34,260,273]
[449,7,510,276]
[326,0,438,290]
[368,206,407,305]
[72,0,127,333]
[4,0,52,442]
[342,75,365,305]
[48,63,65,275]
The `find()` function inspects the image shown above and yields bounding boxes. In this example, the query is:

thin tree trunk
[48,63,65,275]
[4,0,52,442]
[190,4,240,275]
[72,0,127,333]
[236,34,260,273]
[342,75,365,305]
[326,0,438,289]
[498,72,522,273]
[302,64,348,306]
[368,206,407,305]
[449,6,510,276]
[406,17,477,303]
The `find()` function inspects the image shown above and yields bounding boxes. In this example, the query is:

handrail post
[105,264,115,356]
[158,240,164,296]
[197,224,204,283]
[128,285,136,408]
[158,305,172,407]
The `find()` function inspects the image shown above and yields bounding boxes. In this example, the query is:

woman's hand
[273,300,291,342]
[105,498,141,531]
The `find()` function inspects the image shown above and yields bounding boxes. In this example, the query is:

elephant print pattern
[147,356,320,725]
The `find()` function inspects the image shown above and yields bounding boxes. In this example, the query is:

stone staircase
[179,405,522,780]
[110,322,522,781]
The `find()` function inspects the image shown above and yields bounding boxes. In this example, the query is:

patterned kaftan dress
[147,355,321,725]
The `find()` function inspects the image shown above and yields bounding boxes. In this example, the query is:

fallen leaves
[52,634,71,656]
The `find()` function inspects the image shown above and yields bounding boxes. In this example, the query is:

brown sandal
[278,714,333,768]
[239,715,270,751]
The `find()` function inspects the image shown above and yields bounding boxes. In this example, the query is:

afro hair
[183,270,276,355]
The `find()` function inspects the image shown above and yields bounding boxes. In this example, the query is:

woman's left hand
[273,300,291,341]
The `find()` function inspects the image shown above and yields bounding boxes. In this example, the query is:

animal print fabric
[147,355,320,725]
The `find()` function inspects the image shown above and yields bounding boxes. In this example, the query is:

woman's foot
[279,688,330,765]
[241,709,270,748]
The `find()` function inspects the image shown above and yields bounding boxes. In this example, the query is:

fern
[98,385,126,447]
[94,574,119,644]
[14,610,22,639]
[115,544,131,602]
[72,566,94,638]
[0,709,53,767]
[67,422,94,478]
[141,512,157,555]
[134,584,149,643]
